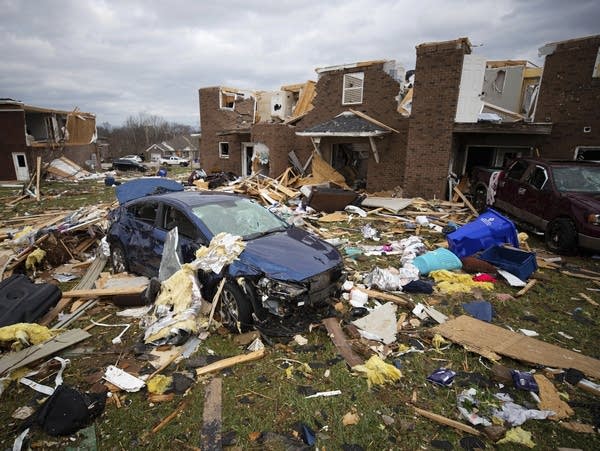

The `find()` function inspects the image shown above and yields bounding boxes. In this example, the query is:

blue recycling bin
[447,209,519,258]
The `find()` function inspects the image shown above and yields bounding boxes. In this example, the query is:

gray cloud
[1,0,598,126]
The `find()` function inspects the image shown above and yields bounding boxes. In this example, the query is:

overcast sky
[1,0,598,128]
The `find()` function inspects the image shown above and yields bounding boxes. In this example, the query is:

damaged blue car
[106,179,344,331]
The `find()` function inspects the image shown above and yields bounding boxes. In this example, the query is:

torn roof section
[296,111,395,137]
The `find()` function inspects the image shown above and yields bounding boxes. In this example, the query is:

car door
[152,203,207,270]
[124,201,159,275]
[494,159,530,217]
[520,164,553,230]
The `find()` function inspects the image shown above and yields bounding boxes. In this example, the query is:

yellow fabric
[497,427,535,448]
[430,270,494,294]
[352,355,402,388]
[0,323,58,350]
[147,375,173,394]
[25,248,46,270]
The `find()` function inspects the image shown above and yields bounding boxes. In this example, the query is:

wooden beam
[196,349,266,377]
[368,137,380,164]
[35,156,41,201]
[201,378,222,451]
[322,317,364,368]
[354,286,412,307]
[62,285,146,298]
[413,406,481,436]
[452,186,479,216]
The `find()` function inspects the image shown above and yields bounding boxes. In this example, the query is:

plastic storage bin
[447,209,519,258]
[479,245,537,280]
[412,248,462,275]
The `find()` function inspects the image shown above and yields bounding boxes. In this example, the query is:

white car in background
[121,155,143,163]
[160,155,189,166]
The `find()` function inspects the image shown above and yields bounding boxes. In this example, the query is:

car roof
[129,190,245,208]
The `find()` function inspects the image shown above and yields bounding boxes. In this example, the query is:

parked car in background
[160,155,189,166]
[107,186,344,331]
[121,154,142,163]
[112,158,147,172]
[470,158,600,254]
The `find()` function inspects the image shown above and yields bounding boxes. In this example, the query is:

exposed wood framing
[368,137,380,164]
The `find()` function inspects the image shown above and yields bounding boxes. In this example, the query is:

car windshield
[552,166,600,193]
[191,198,288,239]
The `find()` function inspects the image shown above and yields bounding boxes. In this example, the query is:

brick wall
[198,87,254,174]
[535,35,600,158]
[404,38,471,198]
[295,62,409,192]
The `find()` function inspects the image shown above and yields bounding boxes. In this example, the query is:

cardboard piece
[432,315,600,379]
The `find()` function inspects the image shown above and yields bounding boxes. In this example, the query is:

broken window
[129,202,157,224]
[594,47,600,78]
[219,142,230,159]
[492,70,506,94]
[506,160,528,181]
[528,166,548,190]
[342,72,364,105]
[220,89,245,109]
[162,205,196,239]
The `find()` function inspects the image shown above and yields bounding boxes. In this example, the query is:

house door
[242,143,254,176]
[12,152,29,181]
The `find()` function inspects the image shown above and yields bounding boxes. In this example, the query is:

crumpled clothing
[472,273,497,283]
[430,270,494,294]
[493,392,554,426]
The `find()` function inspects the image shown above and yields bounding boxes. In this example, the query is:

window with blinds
[342,72,364,105]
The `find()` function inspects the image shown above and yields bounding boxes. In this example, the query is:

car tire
[218,280,253,333]
[545,218,578,255]
[473,186,488,213]
[111,242,129,273]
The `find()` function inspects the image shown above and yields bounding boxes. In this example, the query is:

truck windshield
[553,166,600,193]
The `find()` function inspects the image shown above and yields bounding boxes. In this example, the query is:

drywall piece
[432,315,600,379]
[0,329,91,375]
[360,197,413,213]
[103,365,145,392]
[352,302,398,344]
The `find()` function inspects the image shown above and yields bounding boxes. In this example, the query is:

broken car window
[162,205,197,239]
[506,160,529,181]
[528,166,548,190]
[130,202,158,224]
[191,198,288,239]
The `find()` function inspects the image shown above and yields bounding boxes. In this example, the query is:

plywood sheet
[360,197,413,213]
[432,315,600,379]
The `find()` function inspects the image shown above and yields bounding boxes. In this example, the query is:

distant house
[0,99,97,180]
[144,134,200,163]
[199,34,600,199]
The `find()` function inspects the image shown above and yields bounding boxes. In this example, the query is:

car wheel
[545,218,578,255]
[218,280,253,332]
[111,242,129,273]
[472,186,487,213]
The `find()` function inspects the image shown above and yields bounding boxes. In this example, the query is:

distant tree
[99,113,194,158]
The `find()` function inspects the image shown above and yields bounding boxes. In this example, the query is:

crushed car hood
[230,227,342,281]
[115,178,184,204]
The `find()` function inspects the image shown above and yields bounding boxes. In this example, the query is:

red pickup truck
[470,158,600,254]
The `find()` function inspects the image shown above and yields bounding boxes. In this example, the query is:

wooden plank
[201,378,222,451]
[413,406,481,436]
[62,285,146,298]
[0,329,91,375]
[432,315,600,379]
[35,156,41,201]
[515,279,537,297]
[196,349,266,377]
[452,186,479,216]
[39,296,74,326]
[322,317,364,368]
[354,286,412,307]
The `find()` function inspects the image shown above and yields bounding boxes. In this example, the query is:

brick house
[0,100,97,180]
[199,35,600,199]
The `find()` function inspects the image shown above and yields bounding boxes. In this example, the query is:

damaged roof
[296,111,393,137]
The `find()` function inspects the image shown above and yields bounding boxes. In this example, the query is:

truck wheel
[545,218,578,255]
[218,280,253,333]
[473,186,488,213]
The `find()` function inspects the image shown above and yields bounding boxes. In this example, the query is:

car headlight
[257,277,307,299]
[587,214,600,225]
